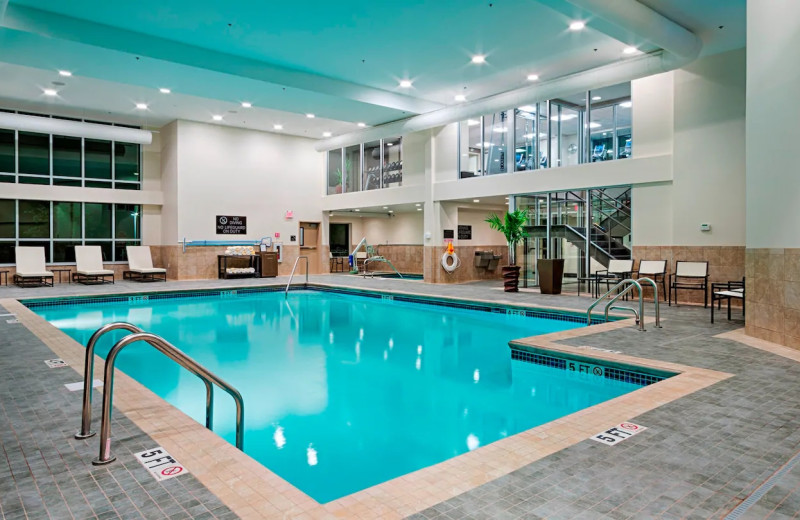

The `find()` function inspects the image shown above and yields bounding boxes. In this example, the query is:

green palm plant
[485,209,529,266]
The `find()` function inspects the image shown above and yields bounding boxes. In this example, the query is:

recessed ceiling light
[467,119,480,126]
[454,94,467,102]
[357,122,366,127]
[388,210,394,213]
[399,80,413,88]
[159,88,171,94]
[623,46,639,54]
[588,122,601,128]
[473,199,480,203]
[551,114,577,121]
[135,103,148,110]
[415,203,421,207]
[417,208,422,211]
[569,21,585,31]
[620,101,632,108]
[519,105,537,113]
[592,96,602,100]
[306,113,315,118]
[273,124,283,130]
[527,74,539,81]
[241,102,252,108]
[354,209,360,212]
[382,206,388,209]
[505,197,509,200]
[212,114,223,121]
[58,70,72,77]
[322,131,332,137]
[43,89,57,96]
[471,55,486,64]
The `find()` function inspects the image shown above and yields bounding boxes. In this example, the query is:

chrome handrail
[586,278,638,324]
[608,305,639,322]
[603,281,645,331]
[636,277,662,328]
[76,322,144,439]
[363,256,404,279]
[285,255,309,297]
[92,332,245,465]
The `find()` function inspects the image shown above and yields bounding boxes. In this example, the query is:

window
[85,203,112,238]
[18,132,49,176]
[514,106,540,172]
[344,144,360,193]
[53,136,82,178]
[327,148,343,195]
[483,112,509,175]
[18,200,50,238]
[0,129,14,177]
[383,137,402,186]
[458,119,482,178]
[363,141,381,190]
[115,142,141,182]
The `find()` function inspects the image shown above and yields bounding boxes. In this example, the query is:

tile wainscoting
[745,248,800,349]
[424,245,508,284]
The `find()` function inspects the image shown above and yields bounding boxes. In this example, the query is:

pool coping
[1,282,733,520]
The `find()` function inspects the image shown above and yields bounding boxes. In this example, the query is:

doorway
[329,223,350,257]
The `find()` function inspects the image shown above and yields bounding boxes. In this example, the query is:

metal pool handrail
[603,281,646,331]
[636,277,662,328]
[76,322,144,439]
[285,255,309,297]
[587,278,645,331]
[92,332,245,465]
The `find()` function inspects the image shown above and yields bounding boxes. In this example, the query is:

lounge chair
[72,246,115,284]
[594,259,635,297]
[669,261,709,307]
[123,246,167,282]
[711,278,745,323]
[13,247,53,287]
[635,260,667,301]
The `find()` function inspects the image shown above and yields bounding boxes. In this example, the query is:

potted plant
[485,209,529,292]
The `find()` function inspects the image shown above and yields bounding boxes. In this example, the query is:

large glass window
[363,141,381,190]
[0,129,14,175]
[53,136,82,178]
[326,148,343,195]
[18,200,50,238]
[514,105,540,171]
[0,199,14,238]
[550,102,581,168]
[483,112,509,175]
[53,201,81,238]
[383,137,402,186]
[589,104,614,162]
[458,119,482,178]
[114,142,140,182]
[344,144,360,193]
[115,204,140,239]
[85,139,112,181]
[18,132,49,176]
[85,203,112,238]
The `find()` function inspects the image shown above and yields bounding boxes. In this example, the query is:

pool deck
[1,275,799,519]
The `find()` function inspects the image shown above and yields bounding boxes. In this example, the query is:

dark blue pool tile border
[20,283,612,325]
[510,345,675,387]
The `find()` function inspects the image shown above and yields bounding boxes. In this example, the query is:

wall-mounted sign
[443,229,454,239]
[216,215,247,235]
[457,225,472,240]
[285,210,294,220]
[275,232,280,238]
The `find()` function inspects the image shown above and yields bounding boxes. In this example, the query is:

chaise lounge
[13,247,54,288]
[72,246,115,284]
[123,246,167,282]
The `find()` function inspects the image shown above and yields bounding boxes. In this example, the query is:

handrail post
[636,277,662,328]
[76,322,144,439]
[587,278,638,324]
[603,280,644,331]
[285,256,309,297]
[93,332,244,465]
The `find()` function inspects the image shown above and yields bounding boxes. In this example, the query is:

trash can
[538,259,565,294]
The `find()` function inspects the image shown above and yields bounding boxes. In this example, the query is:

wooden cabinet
[260,252,278,277]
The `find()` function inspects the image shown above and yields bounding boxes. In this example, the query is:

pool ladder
[586,277,662,331]
[285,255,309,297]
[74,322,245,465]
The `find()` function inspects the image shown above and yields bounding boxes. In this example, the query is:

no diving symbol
[620,422,640,431]
[161,466,183,477]
[219,216,228,225]
[592,366,603,376]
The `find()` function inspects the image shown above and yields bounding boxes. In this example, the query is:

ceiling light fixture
[415,203,421,207]
[273,124,283,130]
[454,94,466,102]
[354,209,360,212]
[43,89,57,96]
[306,113,315,118]
[159,88,171,94]
[58,70,72,77]
[569,21,585,31]
[382,206,388,209]
[623,46,639,54]
[473,199,480,203]
[212,114,223,121]
[322,131,332,137]
[527,74,539,81]
[135,103,148,110]
[467,119,480,126]
[241,102,252,108]
[357,122,366,127]
[388,210,394,213]
[471,55,486,64]
[519,105,536,113]
[417,208,422,211]
[620,101,632,108]
[399,80,413,88]
[592,96,602,101]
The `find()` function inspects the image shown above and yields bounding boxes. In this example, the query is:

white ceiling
[0,0,745,138]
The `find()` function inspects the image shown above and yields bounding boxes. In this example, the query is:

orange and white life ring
[441,251,460,272]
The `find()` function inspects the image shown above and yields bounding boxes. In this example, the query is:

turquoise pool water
[35,290,642,502]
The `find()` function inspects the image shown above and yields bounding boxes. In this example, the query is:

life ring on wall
[441,251,460,272]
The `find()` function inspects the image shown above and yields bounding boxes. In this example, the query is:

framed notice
[457,225,472,240]
[443,229,454,239]
[216,215,247,235]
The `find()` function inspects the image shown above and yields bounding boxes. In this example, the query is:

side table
[51,268,71,284]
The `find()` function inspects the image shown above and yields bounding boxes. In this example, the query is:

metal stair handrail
[92,331,245,465]
[285,255,309,297]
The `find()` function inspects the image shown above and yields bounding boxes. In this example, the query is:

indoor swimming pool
[32,289,651,502]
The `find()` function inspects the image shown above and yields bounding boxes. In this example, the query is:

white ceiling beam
[2,4,444,116]
[0,0,8,25]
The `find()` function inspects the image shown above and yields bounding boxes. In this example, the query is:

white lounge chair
[72,246,115,284]
[13,247,54,287]
[635,260,667,301]
[669,261,709,307]
[594,259,635,297]
[123,246,166,282]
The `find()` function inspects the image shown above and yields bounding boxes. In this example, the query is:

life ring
[441,251,460,272]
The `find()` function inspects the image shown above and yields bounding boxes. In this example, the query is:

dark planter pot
[538,258,565,294]
[502,265,521,292]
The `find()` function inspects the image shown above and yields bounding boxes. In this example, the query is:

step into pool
[31,288,658,502]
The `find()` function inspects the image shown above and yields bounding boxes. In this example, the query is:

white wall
[330,211,423,246]
[456,208,508,246]
[165,120,324,244]
[746,1,800,248]
[632,72,675,158]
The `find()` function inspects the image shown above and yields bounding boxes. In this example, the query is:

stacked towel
[225,267,256,274]
[225,246,255,256]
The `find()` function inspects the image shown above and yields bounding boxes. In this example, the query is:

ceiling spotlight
[159,88,171,94]
[354,209,360,212]
[454,94,467,102]
[241,102,252,108]
[399,80,413,88]
[58,70,72,77]
[388,210,394,213]
[473,199,480,203]
[415,203,421,207]
[306,113,315,118]
[471,55,486,64]
[322,131,332,137]
[416,208,422,211]
[382,206,388,209]
[357,122,366,127]
[592,96,602,101]
[623,46,639,54]
[527,74,539,81]
[135,103,148,110]
[212,114,223,121]
[43,89,57,96]
[569,21,585,31]
[620,101,632,108]
[274,124,283,130]
[467,119,480,126]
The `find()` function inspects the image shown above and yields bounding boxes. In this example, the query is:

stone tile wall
[372,245,424,274]
[745,248,800,349]
[424,245,508,284]
[632,246,745,304]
